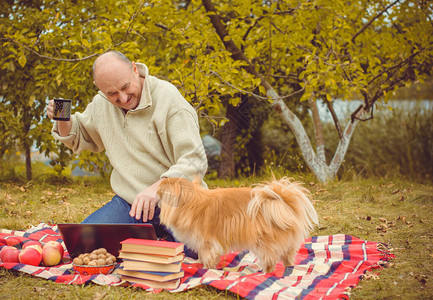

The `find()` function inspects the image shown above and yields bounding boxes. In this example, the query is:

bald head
[93,51,133,81]
[92,51,143,110]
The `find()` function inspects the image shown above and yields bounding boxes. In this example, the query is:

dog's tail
[247,177,318,238]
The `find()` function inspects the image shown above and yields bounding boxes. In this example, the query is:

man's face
[94,60,142,110]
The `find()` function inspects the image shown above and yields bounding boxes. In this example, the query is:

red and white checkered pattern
[0,223,393,299]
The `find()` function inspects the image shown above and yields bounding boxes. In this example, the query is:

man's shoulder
[93,91,110,103]
[76,92,113,117]
[89,92,114,109]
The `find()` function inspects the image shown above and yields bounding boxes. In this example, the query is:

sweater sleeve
[51,99,105,154]
[160,109,208,182]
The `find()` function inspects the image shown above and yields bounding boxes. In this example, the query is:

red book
[118,269,184,282]
[120,238,184,256]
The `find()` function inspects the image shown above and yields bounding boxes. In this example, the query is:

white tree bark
[267,87,367,182]
[328,108,366,178]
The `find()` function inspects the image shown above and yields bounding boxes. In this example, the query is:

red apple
[43,241,64,258]
[42,246,61,266]
[0,246,20,263]
[19,247,42,266]
[23,240,43,250]
[26,244,43,254]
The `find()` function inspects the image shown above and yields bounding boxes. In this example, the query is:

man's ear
[132,61,139,75]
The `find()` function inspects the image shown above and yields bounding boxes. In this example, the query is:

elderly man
[47,51,207,256]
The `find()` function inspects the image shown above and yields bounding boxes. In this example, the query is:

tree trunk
[328,108,365,178]
[25,143,32,181]
[218,94,268,178]
[22,105,32,181]
[309,98,325,163]
[218,118,236,178]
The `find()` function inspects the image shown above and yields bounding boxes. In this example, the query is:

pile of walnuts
[72,248,116,266]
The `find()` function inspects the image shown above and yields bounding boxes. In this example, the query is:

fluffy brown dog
[157,177,318,272]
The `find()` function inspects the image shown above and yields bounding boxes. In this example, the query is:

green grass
[0,174,432,299]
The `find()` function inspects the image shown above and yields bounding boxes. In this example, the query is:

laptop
[57,223,157,259]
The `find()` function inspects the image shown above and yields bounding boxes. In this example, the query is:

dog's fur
[157,177,318,272]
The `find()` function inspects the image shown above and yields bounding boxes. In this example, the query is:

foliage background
[0,0,432,182]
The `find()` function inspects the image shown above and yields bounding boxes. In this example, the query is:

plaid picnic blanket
[0,223,393,299]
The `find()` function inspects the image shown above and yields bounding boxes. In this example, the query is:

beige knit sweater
[52,63,208,204]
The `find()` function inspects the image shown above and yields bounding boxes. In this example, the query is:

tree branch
[325,99,343,139]
[2,1,147,62]
[202,0,264,81]
[3,38,101,62]
[209,70,305,101]
[368,47,425,85]
[329,106,366,178]
[242,16,263,42]
[351,0,401,43]
[267,20,272,80]
[115,0,147,46]
[309,98,326,163]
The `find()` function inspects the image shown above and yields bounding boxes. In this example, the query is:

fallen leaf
[396,216,407,222]
[376,223,388,232]
[34,287,46,293]
[415,275,428,285]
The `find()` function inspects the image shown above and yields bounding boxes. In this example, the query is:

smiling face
[93,53,143,111]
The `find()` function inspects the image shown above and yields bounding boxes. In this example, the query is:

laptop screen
[57,223,157,259]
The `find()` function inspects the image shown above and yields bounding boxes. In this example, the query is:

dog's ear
[157,177,195,208]
[174,178,196,205]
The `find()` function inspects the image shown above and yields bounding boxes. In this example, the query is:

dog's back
[247,178,318,239]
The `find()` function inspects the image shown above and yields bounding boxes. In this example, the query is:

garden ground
[0,174,432,299]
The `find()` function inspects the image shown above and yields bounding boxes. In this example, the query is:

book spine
[122,261,181,272]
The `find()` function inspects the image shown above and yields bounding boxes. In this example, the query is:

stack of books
[117,238,185,289]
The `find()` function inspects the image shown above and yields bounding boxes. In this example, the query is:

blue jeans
[82,195,198,259]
